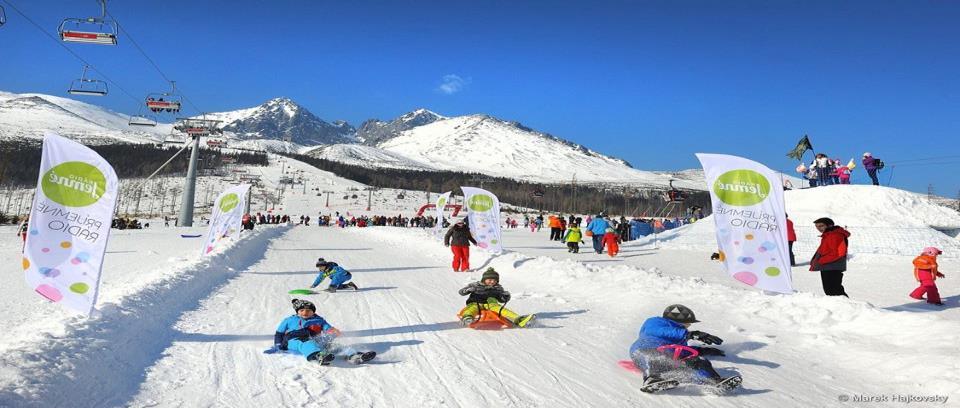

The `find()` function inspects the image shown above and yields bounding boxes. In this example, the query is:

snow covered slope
[1,156,959,407]
[0,91,171,144]
[373,114,701,189]
[646,185,960,257]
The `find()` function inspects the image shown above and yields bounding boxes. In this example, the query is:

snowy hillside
[0,91,171,144]
[306,143,437,170]
[1,162,958,406]
[645,185,960,257]
[376,114,702,189]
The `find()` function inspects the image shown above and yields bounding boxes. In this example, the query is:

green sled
[288,289,316,295]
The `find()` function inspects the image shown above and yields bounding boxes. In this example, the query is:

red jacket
[810,226,850,272]
[786,219,796,242]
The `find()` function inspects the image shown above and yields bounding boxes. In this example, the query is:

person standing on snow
[629,304,741,394]
[810,217,851,297]
[585,213,611,254]
[786,214,797,266]
[910,247,946,306]
[444,219,477,272]
[862,152,881,186]
[564,218,585,253]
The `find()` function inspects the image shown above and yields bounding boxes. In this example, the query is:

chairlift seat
[128,115,157,127]
[58,17,118,45]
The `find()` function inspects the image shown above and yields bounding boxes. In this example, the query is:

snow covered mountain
[201,98,356,145]
[355,108,445,145]
[309,114,699,189]
[0,91,171,144]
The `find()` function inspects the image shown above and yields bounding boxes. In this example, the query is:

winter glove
[936,272,946,278]
[307,324,325,335]
[693,346,725,356]
[688,330,723,345]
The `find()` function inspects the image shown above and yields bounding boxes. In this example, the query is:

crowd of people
[797,152,884,187]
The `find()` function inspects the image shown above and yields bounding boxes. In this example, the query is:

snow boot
[308,352,336,365]
[346,351,377,364]
[325,286,337,293]
[640,376,679,393]
[460,315,476,327]
[343,282,359,290]
[516,314,536,328]
[712,375,742,393]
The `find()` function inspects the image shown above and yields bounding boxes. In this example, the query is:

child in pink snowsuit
[909,247,946,305]
[834,166,851,184]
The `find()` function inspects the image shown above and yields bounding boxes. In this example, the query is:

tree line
[0,140,268,187]
[283,152,711,217]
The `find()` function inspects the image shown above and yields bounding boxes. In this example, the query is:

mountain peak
[356,108,445,146]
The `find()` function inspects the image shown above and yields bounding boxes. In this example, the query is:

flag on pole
[461,186,502,254]
[786,135,813,161]
[696,153,793,294]
[202,184,251,255]
[434,191,452,239]
[24,132,119,315]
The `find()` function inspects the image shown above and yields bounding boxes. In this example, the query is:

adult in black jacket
[444,219,477,272]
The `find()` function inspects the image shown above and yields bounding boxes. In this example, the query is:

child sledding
[457,268,535,329]
[268,299,376,365]
[628,304,741,394]
[311,258,359,293]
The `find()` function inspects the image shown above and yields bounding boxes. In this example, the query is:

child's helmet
[663,304,699,323]
[922,247,943,256]
[481,267,499,283]
[292,298,316,312]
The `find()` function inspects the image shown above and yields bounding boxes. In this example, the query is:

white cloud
[436,74,471,95]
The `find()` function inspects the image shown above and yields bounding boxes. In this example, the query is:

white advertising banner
[24,132,119,315]
[461,186,502,254]
[434,191,452,239]
[695,153,793,294]
[202,184,250,255]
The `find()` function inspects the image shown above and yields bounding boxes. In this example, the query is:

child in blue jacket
[270,299,375,364]
[311,258,359,293]
[629,304,740,393]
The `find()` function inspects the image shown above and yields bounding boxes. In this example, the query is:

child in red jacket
[909,247,946,305]
[602,227,621,257]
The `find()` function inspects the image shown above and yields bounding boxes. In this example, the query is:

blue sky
[2,0,958,194]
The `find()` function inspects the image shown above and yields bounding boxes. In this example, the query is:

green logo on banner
[438,197,447,207]
[713,169,770,206]
[468,194,494,212]
[42,162,107,207]
[219,193,240,213]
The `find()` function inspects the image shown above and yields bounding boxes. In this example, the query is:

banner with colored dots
[696,153,793,294]
[461,186,503,254]
[24,132,119,315]
[434,191,452,240]
[202,184,250,256]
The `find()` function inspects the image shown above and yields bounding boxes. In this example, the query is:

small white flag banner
[696,153,793,294]
[202,184,250,256]
[24,131,119,315]
[434,191,452,239]
[461,186,502,254]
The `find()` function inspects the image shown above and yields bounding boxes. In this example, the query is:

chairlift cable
[0,0,140,105]
[104,9,205,116]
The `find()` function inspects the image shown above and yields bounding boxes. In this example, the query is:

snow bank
[648,185,960,257]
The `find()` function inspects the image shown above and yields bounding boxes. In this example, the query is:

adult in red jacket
[444,219,478,272]
[810,217,850,297]
[786,215,797,266]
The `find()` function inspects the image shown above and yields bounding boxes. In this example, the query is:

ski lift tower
[175,117,222,227]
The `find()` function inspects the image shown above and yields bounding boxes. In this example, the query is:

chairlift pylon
[58,0,118,45]
[146,81,183,114]
[67,65,108,96]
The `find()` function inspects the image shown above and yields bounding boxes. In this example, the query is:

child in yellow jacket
[909,247,946,305]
